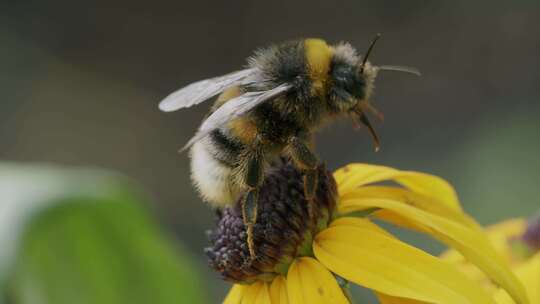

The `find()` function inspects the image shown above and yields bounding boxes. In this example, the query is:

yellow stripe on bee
[304,38,333,95]
[212,86,242,111]
[214,86,258,144]
[228,117,258,144]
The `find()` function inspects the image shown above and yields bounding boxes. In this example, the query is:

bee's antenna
[379,65,421,76]
[360,33,381,74]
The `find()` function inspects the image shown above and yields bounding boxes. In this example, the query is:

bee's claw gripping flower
[206,160,336,283]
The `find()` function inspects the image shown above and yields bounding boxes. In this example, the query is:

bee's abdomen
[209,129,245,166]
[189,129,245,207]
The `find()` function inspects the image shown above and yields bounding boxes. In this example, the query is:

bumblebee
[159,36,419,257]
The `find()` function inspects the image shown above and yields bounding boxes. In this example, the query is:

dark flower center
[205,159,337,283]
[522,215,540,251]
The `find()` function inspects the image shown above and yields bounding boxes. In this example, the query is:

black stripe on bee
[248,40,311,100]
[209,129,244,167]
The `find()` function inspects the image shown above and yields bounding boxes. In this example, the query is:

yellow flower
[443,216,540,304]
[209,162,528,304]
[493,253,539,304]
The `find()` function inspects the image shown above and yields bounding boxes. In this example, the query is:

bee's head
[328,42,377,113]
[328,35,419,114]
[328,35,420,151]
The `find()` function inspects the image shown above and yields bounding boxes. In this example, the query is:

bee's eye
[331,64,365,99]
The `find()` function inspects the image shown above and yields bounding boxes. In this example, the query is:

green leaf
[0,163,206,304]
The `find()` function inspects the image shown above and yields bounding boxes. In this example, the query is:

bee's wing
[181,83,292,151]
[158,68,257,112]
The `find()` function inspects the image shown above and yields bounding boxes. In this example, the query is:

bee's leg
[241,141,265,259]
[287,136,319,219]
[242,188,259,259]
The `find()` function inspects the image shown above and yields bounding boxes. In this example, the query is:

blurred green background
[1,1,539,303]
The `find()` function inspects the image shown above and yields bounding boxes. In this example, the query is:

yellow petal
[314,221,495,304]
[484,218,527,263]
[485,218,527,237]
[241,282,262,304]
[495,253,539,304]
[376,292,430,304]
[442,258,500,294]
[443,218,526,266]
[240,281,271,304]
[335,217,493,289]
[224,284,246,304]
[330,216,395,237]
[334,163,461,210]
[254,284,272,304]
[270,276,289,304]
[340,186,479,229]
[338,197,529,304]
[440,218,528,287]
[286,257,349,304]
[495,292,517,304]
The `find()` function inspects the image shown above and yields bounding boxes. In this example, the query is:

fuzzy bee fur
[159,37,419,257]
